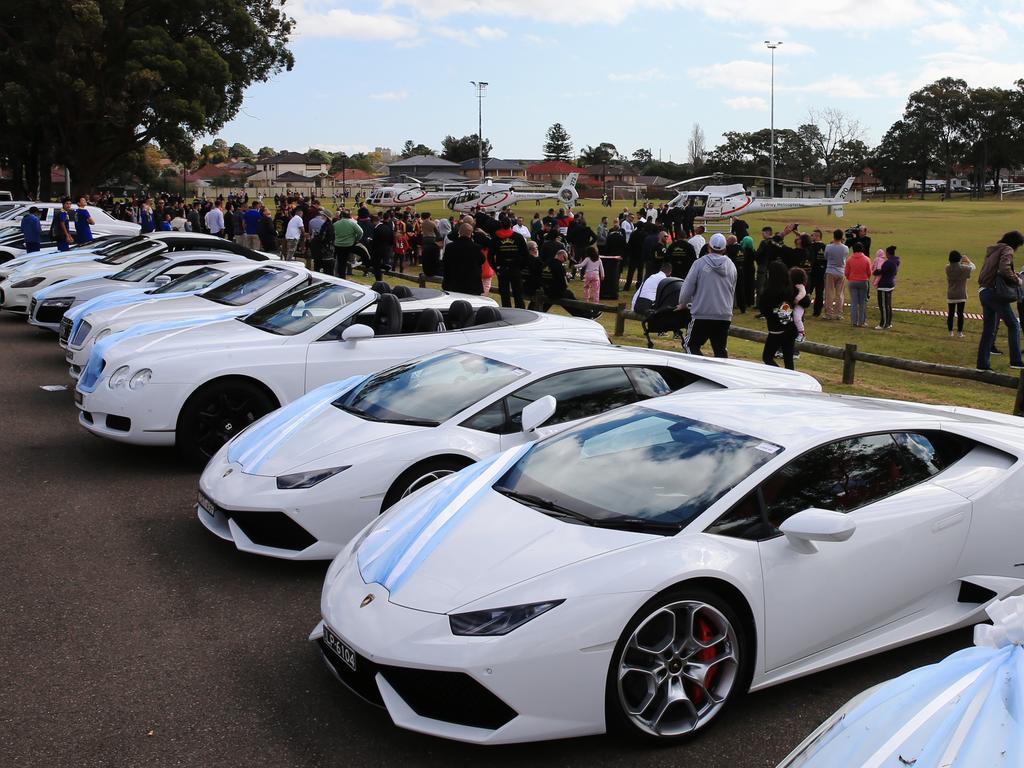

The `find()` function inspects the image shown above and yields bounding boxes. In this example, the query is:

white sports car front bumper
[314,555,648,744]
[75,381,180,447]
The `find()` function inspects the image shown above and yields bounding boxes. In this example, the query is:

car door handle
[932,512,965,533]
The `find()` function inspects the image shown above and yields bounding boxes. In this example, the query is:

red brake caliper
[693,614,719,704]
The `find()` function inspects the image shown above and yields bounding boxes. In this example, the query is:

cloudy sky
[219,0,1024,160]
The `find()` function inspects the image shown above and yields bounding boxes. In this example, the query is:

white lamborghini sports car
[313,389,1024,745]
[198,341,820,560]
[75,279,597,462]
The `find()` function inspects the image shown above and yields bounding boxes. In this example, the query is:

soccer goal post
[612,185,647,201]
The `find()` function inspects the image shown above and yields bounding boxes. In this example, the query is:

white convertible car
[1,232,269,314]
[313,389,1024,745]
[28,250,250,332]
[75,279,586,462]
[198,340,820,560]
[61,262,314,373]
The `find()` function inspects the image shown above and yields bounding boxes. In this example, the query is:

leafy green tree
[632,148,653,167]
[873,119,930,195]
[199,138,230,165]
[904,78,971,198]
[0,0,294,196]
[229,143,253,160]
[543,123,573,162]
[306,148,331,165]
[257,146,277,160]
[579,142,620,165]
[401,140,435,158]
[796,108,867,184]
[441,134,492,163]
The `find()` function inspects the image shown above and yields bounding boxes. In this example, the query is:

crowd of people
[59,190,1024,374]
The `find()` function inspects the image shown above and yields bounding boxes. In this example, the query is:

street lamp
[470,81,488,178]
[764,40,782,197]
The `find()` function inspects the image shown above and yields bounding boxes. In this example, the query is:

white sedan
[0,204,140,261]
[313,389,1024,744]
[61,262,313,374]
[1,232,269,314]
[28,250,252,332]
[75,279,573,462]
[198,340,820,560]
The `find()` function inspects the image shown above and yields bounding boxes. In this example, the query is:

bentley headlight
[41,296,74,308]
[94,328,113,342]
[449,600,564,636]
[12,276,45,288]
[129,369,152,390]
[276,465,350,490]
[108,365,131,389]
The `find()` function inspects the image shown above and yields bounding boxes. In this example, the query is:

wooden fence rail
[382,269,1024,415]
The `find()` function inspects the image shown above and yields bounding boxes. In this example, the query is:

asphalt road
[0,313,973,768]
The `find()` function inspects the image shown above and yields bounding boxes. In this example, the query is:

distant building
[375,147,395,163]
[526,160,580,184]
[386,155,460,179]
[247,152,330,185]
[583,164,638,188]
[458,158,526,180]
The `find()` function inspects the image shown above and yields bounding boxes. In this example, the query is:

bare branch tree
[687,123,706,168]
[799,107,867,182]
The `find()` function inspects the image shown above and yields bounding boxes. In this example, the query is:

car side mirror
[521,395,557,434]
[153,275,172,286]
[778,508,856,554]
[341,323,375,342]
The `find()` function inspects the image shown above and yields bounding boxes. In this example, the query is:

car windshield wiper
[492,486,597,526]
[337,403,437,427]
[587,517,682,535]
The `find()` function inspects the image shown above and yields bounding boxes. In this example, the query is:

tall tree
[401,140,435,158]
[0,0,294,196]
[229,143,253,160]
[257,146,277,160]
[632,148,653,166]
[797,108,867,184]
[441,134,492,164]
[579,142,620,165]
[903,78,971,198]
[543,123,573,162]
[686,123,706,169]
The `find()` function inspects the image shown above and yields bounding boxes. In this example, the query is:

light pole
[339,153,348,199]
[470,81,488,178]
[764,40,782,197]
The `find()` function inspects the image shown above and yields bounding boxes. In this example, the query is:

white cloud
[689,60,773,91]
[369,90,409,101]
[724,96,769,110]
[912,21,972,47]
[474,25,506,39]
[291,3,416,40]
[608,67,668,82]
[913,51,1024,89]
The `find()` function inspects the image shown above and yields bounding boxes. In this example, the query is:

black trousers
[334,245,358,276]
[763,326,797,370]
[947,302,965,332]
[734,264,748,313]
[877,289,893,327]
[685,319,730,358]
[369,248,391,281]
[623,258,643,290]
[810,266,826,316]
[497,265,525,309]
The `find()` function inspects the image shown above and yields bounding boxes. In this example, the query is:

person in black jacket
[759,260,797,369]
[489,215,529,308]
[257,207,278,252]
[370,213,395,281]
[623,220,649,290]
[442,224,484,296]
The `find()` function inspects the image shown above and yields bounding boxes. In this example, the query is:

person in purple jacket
[873,245,899,330]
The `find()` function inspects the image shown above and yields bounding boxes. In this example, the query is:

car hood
[223,377,418,476]
[2,252,98,276]
[101,315,278,365]
[357,447,647,613]
[80,294,231,330]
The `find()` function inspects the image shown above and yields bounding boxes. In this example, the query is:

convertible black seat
[472,306,503,326]
[370,281,392,295]
[374,293,403,335]
[448,300,475,329]
[414,308,446,333]
[392,285,413,299]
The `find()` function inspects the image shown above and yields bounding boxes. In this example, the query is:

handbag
[993,276,1023,303]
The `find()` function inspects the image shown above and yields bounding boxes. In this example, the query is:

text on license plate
[197,491,215,518]
[66,350,74,363]
[74,390,83,405]
[323,625,357,671]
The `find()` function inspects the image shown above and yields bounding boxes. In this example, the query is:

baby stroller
[639,276,691,349]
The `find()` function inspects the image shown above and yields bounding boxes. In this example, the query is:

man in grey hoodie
[676,232,737,357]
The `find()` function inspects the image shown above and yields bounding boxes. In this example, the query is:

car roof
[640,389,1022,446]
[153,250,248,264]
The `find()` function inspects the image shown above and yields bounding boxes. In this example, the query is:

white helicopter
[365,178,469,208]
[447,173,579,213]
[666,174,856,219]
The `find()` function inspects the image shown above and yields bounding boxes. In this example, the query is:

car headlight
[129,369,152,390]
[41,296,74,308]
[275,465,350,490]
[11,276,44,288]
[94,327,113,342]
[449,600,564,636]
[108,365,130,389]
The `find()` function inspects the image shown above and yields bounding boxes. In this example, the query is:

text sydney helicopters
[365,179,470,208]
[447,173,580,213]
[666,174,856,219]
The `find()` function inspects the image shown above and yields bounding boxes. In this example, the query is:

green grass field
[343,196,1024,413]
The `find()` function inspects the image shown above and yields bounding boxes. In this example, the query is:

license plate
[197,491,215,518]
[323,625,357,671]
[74,390,83,405]
[66,350,74,363]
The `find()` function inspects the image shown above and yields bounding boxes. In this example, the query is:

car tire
[605,586,750,743]
[381,457,472,512]
[177,379,277,466]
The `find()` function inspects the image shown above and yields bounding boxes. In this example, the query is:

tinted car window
[503,367,637,433]
[152,267,226,294]
[201,267,293,306]
[892,431,974,476]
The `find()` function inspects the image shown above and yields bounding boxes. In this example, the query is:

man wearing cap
[676,232,737,358]
[20,206,43,253]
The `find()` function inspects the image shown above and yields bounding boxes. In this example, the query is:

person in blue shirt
[75,197,95,244]
[159,214,172,231]
[242,201,262,251]
[20,207,43,252]
[56,198,74,251]
[139,199,155,233]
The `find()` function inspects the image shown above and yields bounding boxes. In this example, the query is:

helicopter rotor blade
[665,174,722,189]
